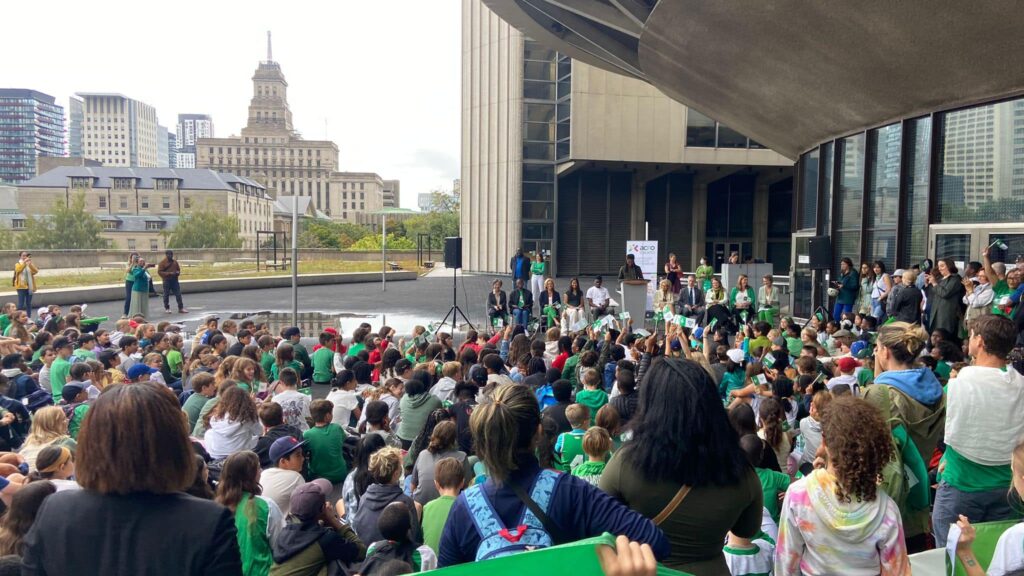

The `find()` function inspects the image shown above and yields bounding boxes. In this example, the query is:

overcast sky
[1,0,461,210]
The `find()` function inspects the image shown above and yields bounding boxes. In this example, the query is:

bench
[177,259,202,267]
[230,257,258,263]
[388,261,402,271]
[264,261,290,271]
[422,261,435,269]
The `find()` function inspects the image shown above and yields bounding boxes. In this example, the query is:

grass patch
[34,259,423,289]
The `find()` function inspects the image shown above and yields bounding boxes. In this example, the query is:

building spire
[266,30,273,62]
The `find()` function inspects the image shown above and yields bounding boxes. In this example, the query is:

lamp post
[291,196,298,327]
[381,211,386,292]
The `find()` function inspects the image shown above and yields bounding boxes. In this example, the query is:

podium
[620,279,650,324]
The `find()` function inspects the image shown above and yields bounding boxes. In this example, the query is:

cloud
[404,148,459,180]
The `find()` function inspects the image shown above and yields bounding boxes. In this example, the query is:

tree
[401,212,460,249]
[22,193,109,249]
[298,220,372,249]
[163,202,243,249]
[427,188,460,213]
[349,233,416,251]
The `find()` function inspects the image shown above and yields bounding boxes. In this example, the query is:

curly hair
[821,396,894,503]
[758,397,784,451]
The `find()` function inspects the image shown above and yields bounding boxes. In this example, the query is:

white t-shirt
[260,467,305,516]
[272,389,311,431]
[586,286,610,307]
[988,522,1024,576]
[326,389,360,428]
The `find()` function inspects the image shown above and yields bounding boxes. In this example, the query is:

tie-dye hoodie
[774,468,910,576]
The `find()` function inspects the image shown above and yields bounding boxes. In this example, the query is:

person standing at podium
[618,254,644,281]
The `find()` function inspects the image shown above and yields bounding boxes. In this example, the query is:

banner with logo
[626,240,658,311]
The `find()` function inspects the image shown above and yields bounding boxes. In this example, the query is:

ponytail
[469,383,540,484]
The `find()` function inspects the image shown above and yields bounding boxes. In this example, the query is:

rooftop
[21,166,269,195]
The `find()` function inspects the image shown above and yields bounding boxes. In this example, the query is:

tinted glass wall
[521,39,565,257]
[686,109,763,150]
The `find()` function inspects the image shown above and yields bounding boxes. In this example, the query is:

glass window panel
[867,123,901,228]
[523,164,554,183]
[865,229,897,271]
[557,79,571,99]
[523,80,555,100]
[706,188,728,237]
[524,122,555,142]
[836,134,865,230]
[557,58,571,79]
[686,109,716,147]
[524,103,555,123]
[556,122,570,141]
[935,234,971,264]
[522,223,553,239]
[749,140,766,149]
[767,241,791,276]
[523,61,555,81]
[799,148,819,230]
[768,186,793,239]
[522,201,553,220]
[523,182,554,201]
[832,231,860,272]
[523,142,554,161]
[730,186,754,237]
[821,141,834,234]
[557,103,570,122]
[937,98,1024,223]
[987,234,1024,265]
[718,124,748,148]
[900,117,931,267]
[523,42,556,62]
[556,141,570,161]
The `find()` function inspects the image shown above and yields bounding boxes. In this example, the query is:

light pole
[381,210,386,292]
[291,196,298,326]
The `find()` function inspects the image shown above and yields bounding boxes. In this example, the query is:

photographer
[830,257,859,322]
[13,252,38,313]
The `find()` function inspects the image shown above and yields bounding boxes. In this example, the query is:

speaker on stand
[808,235,832,269]
[438,237,473,334]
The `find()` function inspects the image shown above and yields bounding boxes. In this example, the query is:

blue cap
[126,364,158,381]
[850,339,871,359]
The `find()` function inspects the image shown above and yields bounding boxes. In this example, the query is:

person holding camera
[12,252,38,312]
[830,257,859,322]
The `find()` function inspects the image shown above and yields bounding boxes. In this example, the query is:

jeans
[162,277,184,311]
[932,480,1016,546]
[16,289,32,312]
[123,281,133,316]
[513,308,530,327]
[871,297,884,320]
[832,302,853,323]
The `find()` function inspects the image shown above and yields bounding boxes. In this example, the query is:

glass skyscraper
[0,89,65,183]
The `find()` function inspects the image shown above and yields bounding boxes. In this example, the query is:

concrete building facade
[76,93,160,168]
[330,172,384,222]
[16,166,273,250]
[382,179,400,208]
[175,113,214,169]
[461,0,793,276]
[0,89,65,184]
[68,96,83,158]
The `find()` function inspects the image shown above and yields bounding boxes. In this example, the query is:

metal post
[291,197,298,327]
[382,213,387,292]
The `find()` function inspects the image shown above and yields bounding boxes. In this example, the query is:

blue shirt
[437,455,669,566]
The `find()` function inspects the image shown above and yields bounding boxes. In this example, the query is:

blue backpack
[464,469,559,561]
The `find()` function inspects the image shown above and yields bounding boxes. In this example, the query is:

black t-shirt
[23,490,240,576]
[543,401,572,434]
[452,399,477,455]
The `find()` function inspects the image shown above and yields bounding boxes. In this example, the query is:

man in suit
[675,275,705,323]
[509,278,533,327]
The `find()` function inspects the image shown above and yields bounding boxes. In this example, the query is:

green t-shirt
[50,357,72,401]
[422,494,456,554]
[304,423,348,484]
[0,315,10,336]
[311,347,334,384]
[935,360,952,381]
[166,349,183,377]
[785,337,803,358]
[575,388,608,416]
[270,360,303,382]
[348,343,366,358]
[857,368,874,388]
[572,460,607,482]
[994,279,1010,299]
[235,493,273,576]
[755,467,790,523]
[68,404,90,440]
[748,336,771,355]
[260,351,275,376]
[72,348,96,362]
[720,369,746,400]
[940,445,1012,493]
[293,344,312,373]
[555,429,586,472]
[531,261,546,276]
[182,392,211,431]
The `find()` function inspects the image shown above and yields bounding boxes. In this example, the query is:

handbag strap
[508,479,568,545]
[652,485,691,525]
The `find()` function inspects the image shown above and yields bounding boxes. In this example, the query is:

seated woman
[730,274,757,328]
[537,279,562,331]
[653,279,676,313]
[561,278,586,333]
[486,279,508,328]
[774,396,909,575]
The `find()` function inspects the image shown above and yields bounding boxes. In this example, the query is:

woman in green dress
[127,259,151,319]
[695,257,715,292]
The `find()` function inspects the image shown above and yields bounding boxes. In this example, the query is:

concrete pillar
[630,172,647,239]
[690,180,708,270]
[753,181,769,260]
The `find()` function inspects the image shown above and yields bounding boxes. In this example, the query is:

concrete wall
[0,250,423,270]
[461,0,523,274]
[0,270,416,306]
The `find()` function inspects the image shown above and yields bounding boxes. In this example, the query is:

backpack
[464,469,559,561]
[61,401,87,422]
[24,389,53,414]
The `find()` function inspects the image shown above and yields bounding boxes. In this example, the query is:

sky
[1,0,461,210]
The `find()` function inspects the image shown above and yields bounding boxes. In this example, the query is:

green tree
[427,188,460,213]
[349,233,416,251]
[298,220,372,249]
[402,212,460,249]
[22,193,109,249]
[163,203,243,249]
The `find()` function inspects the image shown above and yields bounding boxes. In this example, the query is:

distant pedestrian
[510,248,530,283]
[157,250,187,314]
[127,258,151,319]
[13,251,38,312]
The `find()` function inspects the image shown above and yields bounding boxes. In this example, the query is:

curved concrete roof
[483,0,1024,160]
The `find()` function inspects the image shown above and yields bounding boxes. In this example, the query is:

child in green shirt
[421,457,466,554]
[739,433,790,523]
[49,336,74,402]
[60,382,90,441]
[571,426,612,486]
[311,332,336,385]
[554,404,589,472]
[303,399,348,484]
[575,368,608,416]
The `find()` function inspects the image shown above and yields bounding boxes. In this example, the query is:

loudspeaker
[808,235,832,269]
[444,237,463,269]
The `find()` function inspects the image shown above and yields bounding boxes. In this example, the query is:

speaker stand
[438,265,474,335]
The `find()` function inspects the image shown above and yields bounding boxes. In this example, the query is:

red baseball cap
[836,356,861,373]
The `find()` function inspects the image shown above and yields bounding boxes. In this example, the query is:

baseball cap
[289,478,332,522]
[850,340,871,360]
[126,364,158,381]
[269,436,306,464]
[772,336,787,348]
[469,364,488,385]
[282,326,301,338]
[1,353,23,369]
[52,336,73,351]
[726,348,745,364]
[831,329,854,340]
[62,382,86,404]
[836,356,861,373]
[36,307,48,318]
[203,314,220,323]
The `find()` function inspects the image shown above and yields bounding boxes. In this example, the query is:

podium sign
[626,240,658,310]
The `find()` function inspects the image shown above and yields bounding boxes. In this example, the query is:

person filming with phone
[13,251,38,312]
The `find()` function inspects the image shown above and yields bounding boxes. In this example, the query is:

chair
[946,519,1019,576]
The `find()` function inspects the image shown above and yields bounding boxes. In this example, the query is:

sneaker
[178,308,188,313]
[165,309,172,315]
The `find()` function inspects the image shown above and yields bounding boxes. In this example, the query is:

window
[11,220,25,230]
[127,239,136,251]
[833,134,866,270]
[98,196,107,209]
[119,196,128,209]
[798,148,819,230]
[162,196,170,209]
[184,197,192,209]
[140,196,149,209]
[686,110,717,147]
[900,117,931,266]
[103,220,118,230]
[146,221,163,231]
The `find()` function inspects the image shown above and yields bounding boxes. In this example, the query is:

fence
[0,249,421,270]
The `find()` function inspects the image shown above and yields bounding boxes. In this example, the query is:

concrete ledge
[0,271,417,306]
